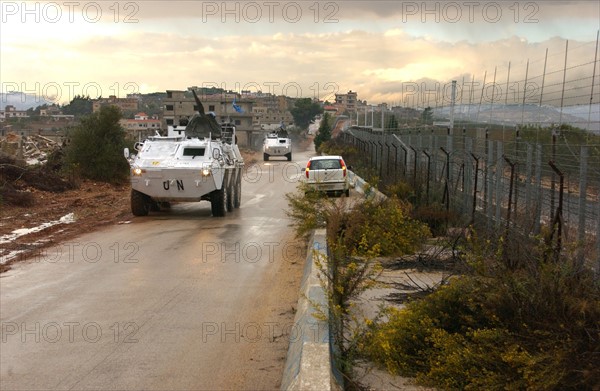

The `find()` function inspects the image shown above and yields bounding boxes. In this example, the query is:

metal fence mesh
[342,127,600,268]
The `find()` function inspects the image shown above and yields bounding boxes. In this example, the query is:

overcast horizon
[1,1,599,107]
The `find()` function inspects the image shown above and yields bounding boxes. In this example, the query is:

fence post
[409,145,418,188]
[392,144,399,184]
[495,141,505,228]
[525,143,533,227]
[577,146,588,267]
[386,143,392,178]
[597,194,600,277]
[486,139,495,232]
[547,161,564,263]
[503,156,517,233]
[447,134,454,189]
[464,138,474,217]
[470,151,479,225]
[534,144,543,235]
[550,129,557,214]
[378,141,384,179]
[423,149,431,205]
[431,136,438,187]
[440,147,450,213]
[400,145,408,179]
[371,140,376,167]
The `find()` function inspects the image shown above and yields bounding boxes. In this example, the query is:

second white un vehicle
[263,128,292,161]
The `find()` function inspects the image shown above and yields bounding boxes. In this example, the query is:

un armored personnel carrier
[124,90,244,217]
[262,127,292,161]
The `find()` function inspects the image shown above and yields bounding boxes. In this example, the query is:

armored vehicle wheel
[226,179,235,212]
[211,186,227,217]
[286,152,292,161]
[263,153,269,161]
[345,189,350,197]
[150,200,161,211]
[233,175,242,208]
[131,190,149,216]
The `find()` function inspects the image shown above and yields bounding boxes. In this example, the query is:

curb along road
[281,171,383,391]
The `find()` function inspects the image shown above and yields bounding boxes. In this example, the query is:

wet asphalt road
[0,148,314,390]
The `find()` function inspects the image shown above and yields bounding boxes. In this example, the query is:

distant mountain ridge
[0,92,56,110]
[432,103,600,133]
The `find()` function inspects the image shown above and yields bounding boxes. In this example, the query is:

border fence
[341,126,600,269]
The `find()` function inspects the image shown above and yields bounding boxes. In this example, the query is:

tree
[62,95,93,116]
[291,98,323,129]
[64,105,129,183]
[421,106,433,124]
[314,112,332,152]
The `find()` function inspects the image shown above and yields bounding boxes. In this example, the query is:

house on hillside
[120,112,161,138]
[1,105,29,121]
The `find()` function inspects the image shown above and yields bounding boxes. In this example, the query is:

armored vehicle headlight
[201,168,212,177]
[132,167,143,176]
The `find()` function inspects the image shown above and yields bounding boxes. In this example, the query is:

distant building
[49,115,75,121]
[92,95,138,113]
[0,105,29,122]
[324,105,339,116]
[251,106,293,128]
[40,105,62,116]
[248,94,293,129]
[162,89,258,146]
[335,90,358,111]
[120,112,161,137]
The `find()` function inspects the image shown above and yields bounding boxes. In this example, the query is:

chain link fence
[342,126,599,269]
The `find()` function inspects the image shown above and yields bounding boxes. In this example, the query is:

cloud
[1,2,597,105]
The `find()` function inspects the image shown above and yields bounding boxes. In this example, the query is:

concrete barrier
[281,172,384,390]
[348,171,387,201]
[280,229,341,391]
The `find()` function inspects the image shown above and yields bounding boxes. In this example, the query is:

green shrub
[362,253,600,390]
[284,183,338,239]
[383,181,414,200]
[336,197,431,257]
[64,106,130,184]
[314,112,332,152]
[412,202,458,237]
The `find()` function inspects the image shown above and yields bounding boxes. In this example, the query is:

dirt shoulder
[0,180,131,273]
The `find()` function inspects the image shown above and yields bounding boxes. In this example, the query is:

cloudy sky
[1,1,599,106]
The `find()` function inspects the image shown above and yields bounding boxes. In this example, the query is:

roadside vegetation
[1,105,132,208]
[314,112,333,152]
[361,232,599,390]
[290,98,323,129]
[287,134,600,390]
[63,105,131,184]
[286,183,432,385]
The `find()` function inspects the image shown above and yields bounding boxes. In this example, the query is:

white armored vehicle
[262,127,292,161]
[124,90,244,217]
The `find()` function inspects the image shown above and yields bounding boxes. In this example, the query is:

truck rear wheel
[233,175,241,208]
[211,186,227,217]
[131,190,149,216]
[286,152,292,161]
[263,153,269,161]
